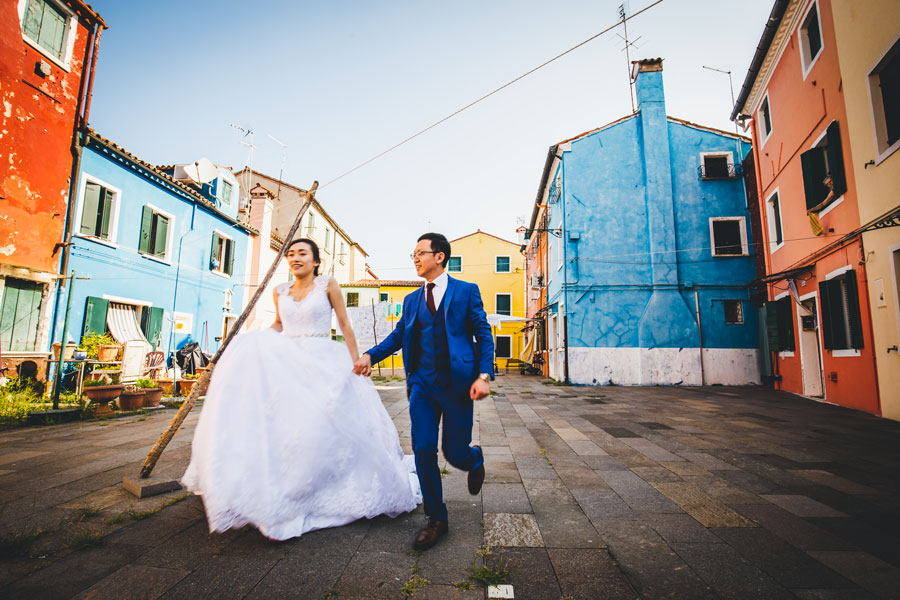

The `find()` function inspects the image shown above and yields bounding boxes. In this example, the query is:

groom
[353,233,494,551]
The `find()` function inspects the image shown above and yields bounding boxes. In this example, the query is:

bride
[182,238,421,540]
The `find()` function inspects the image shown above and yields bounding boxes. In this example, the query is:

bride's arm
[270,288,284,332]
[326,277,359,362]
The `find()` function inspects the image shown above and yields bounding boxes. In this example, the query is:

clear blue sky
[86,0,773,279]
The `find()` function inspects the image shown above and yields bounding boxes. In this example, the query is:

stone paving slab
[2,376,900,598]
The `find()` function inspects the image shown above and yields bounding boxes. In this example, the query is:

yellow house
[449,231,527,370]
[831,0,900,421]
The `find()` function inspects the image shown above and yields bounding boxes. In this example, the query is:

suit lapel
[405,286,423,327]
[443,276,456,320]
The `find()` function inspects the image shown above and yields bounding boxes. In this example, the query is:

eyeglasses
[410,251,436,260]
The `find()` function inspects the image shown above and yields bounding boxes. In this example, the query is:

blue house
[58,130,253,379]
[532,58,759,385]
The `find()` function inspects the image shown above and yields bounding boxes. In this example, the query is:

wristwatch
[478,373,491,383]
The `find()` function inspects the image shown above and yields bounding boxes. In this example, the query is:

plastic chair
[143,351,165,380]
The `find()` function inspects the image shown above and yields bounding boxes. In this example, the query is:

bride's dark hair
[286,237,321,276]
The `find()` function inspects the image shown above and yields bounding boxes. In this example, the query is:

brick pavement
[2,375,900,599]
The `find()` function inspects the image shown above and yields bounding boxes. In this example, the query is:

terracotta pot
[84,384,124,415]
[52,342,77,361]
[117,389,145,411]
[97,345,120,362]
[156,380,175,396]
[143,387,163,407]
[178,379,196,396]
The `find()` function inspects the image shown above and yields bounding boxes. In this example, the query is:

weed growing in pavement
[76,504,102,519]
[466,558,514,587]
[453,580,473,590]
[405,550,422,558]
[69,527,105,549]
[106,492,190,525]
[440,466,450,477]
[400,566,429,596]
[475,544,492,557]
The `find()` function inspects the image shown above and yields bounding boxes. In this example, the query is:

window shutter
[210,232,220,269]
[776,298,795,352]
[23,0,42,40]
[0,279,43,352]
[140,306,165,349]
[819,279,847,350]
[38,3,66,59]
[99,189,112,239]
[153,215,168,257]
[842,270,864,349]
[139,206,152,253]
[82,296,109,338]
[800,147,829,210]
[80,183,101,236]
[825,121,847,198]
[764,302,781,351]
[226,239,235,276]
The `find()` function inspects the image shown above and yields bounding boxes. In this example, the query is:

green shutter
[819,279,844,350]
[82,296,109,338]
[139,206,153,253]
[0,279,43,352]
[140,306,164,349]
[80,182,100,236]
[210,232,220,269]
[38,2,66,59]
[801,147,829,210]
[776,298,795,352]
[225,239,235,276]
[23,0,42,40]
[842,270,864,349]
[99,189,112,240]
[825,121,847,198]
[764,302,780,351]
[153,215,168,257]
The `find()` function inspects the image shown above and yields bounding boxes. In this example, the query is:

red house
[732,0,879,414]
[0,1,106,380]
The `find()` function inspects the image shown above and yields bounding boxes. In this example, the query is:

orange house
[732,0,879,414]
[521,156,554,377]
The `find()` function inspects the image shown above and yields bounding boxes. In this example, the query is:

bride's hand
[353,353,372,377]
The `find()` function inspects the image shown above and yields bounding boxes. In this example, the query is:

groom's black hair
[417,233,451,267]
[286,237,321,275]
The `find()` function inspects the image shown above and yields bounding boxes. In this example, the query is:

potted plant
[83,378,123,415]
[156,378,175,396]
[178,373,199,396]
[117,385,145,411]
[135,377,163,407]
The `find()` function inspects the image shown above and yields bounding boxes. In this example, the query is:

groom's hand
[470,379,490,401]
[353,353,372,377]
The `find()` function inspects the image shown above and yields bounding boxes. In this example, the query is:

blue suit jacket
[366,276,494,396]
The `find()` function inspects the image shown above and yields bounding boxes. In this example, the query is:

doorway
[798,294,824,397]
[549,314,558,380]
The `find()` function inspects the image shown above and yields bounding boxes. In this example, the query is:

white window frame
[808,127,845,218]
[339,241,346,265]
[495,293,512,316]
[765,188,785,254]
[75,173,121,248]
[379,292,389,303]
[867,31,900,164]
[210,229,234,278]
[495,335,512,359]
[18,0,78,71]
[774,290,795,358]
[139,204,175,265]
[825,265,861,357]
[557,235,563,270]
[889,241,900,345]
[699,151,735,178]
[798,0,824,80]
[447,256,463,273]
[709,217,749,257]
[324,227,332,253]
[495,255,511,273]
[306,212,316,236]
[757,91,774,147]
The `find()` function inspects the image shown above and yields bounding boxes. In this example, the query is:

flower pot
[178,379,196,396]
[97,344,120,362]
[52,342,77,361]
[84,384,124,415]
[143,387,163,407]
[117,389,145,411]
[156,380,175,396]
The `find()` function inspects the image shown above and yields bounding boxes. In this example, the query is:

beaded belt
[285,332,329,338]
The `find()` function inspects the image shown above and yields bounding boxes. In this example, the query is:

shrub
[80,332,116,360]
[134,378,156,388]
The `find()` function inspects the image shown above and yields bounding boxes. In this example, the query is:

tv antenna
[267,134,288,204]
[230,124,256,208]
[617,3,641,112]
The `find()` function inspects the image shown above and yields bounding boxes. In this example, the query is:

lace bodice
[276,276,333,337]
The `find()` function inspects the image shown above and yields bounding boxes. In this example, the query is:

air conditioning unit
[530,274,544,289]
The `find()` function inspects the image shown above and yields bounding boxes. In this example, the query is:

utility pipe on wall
[694,289,705,386]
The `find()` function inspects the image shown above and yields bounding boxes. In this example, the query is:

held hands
[470,378,490,401]
[352,353,373,377]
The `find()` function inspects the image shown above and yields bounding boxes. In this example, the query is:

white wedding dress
[182,275,421,540]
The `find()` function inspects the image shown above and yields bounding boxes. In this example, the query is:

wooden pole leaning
[137,181,319,480]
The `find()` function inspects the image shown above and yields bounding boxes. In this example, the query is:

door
[549,315,558,379]
[798,296,824,397]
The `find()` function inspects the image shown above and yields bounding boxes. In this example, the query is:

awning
[107,303,149,344]
[486,314,531,327]
[521,332,536,363]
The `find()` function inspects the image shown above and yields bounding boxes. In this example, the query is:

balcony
[698,162,743,180]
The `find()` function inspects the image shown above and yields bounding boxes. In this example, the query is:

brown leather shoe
[468,446,485,495]
[413,518,448,551]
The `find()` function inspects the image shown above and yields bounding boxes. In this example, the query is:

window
[139,206,172,260]
[699,152,735,179]
[339,242,346,264]
[306,213,316,235]
[0,278,44,352]
[765,297,795,352]
[496,294,511,316]
[21,0,72,64]
[799,1,823,77]
[495,256,511,273]
[766,190,784,251]
[379,293,389,303]
[820,269,864,350]
[557,235,563,270]
[495,336,512,359]
[758,94,773,143]
[550,171,561,203]
[210,232,235,276]
[868,36,900,159]
[220,180,233,205]
[724,300,743,324]
[78,179,119,242]
[448,257,462,272]
[801,121,847,213]
[346,292,359,307]
[710,218,748,256]
[324,227,332,250]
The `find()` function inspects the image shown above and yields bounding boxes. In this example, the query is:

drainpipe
[167,203,198,392]
[694,289,705,386]
[560,154,570,384]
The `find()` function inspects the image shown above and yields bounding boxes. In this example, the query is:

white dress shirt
[425,271,449,309]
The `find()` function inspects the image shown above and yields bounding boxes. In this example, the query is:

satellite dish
[183,157,218,184]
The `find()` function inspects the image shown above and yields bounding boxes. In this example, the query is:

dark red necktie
[426,282,437,316]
